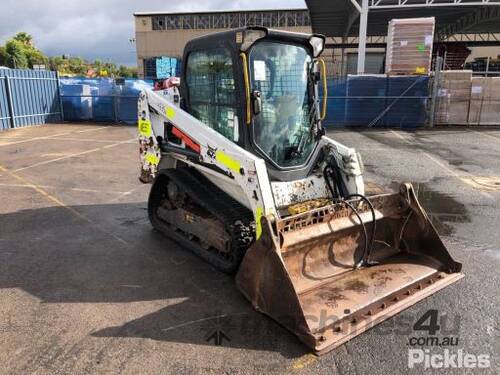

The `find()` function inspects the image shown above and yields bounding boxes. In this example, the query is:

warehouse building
[134,5,500,79]
[134,9,313,79]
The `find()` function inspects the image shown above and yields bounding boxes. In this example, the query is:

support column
[357,0,369,75]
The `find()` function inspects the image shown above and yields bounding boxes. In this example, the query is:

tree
[119,65,137,78]
[13,32,33,46]
[0,32,138,77]
[25,48,48,67]
[1,32,44,69]
[0,46,8,67]
[5,40,29,68]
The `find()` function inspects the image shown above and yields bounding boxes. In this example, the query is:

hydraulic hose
[323,166,369,269]
[346,193,377,267]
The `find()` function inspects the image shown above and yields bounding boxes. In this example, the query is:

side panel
[142,88,277,237]
[271,174,330,209]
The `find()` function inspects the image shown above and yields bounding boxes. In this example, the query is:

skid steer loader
[137,27,463,354]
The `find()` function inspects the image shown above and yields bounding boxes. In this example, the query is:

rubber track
[151,167,254,273]
[163,167,253,227]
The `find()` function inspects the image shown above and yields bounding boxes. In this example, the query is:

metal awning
[305,0,500,73]
[306,0,500,38]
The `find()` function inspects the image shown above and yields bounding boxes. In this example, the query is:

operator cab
[180,27,326,181]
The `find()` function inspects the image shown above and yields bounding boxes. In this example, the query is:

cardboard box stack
[468,77,500,125]
[386,17,435,75]
[435,70,472,125]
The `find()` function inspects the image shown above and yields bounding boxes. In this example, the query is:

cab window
[186,48,238,142]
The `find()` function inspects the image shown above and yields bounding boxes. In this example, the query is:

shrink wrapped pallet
[469,77,500,125]
[435,71,472,125]
[386,17,435,75]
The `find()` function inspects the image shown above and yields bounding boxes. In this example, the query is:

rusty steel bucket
[235,183,463,354]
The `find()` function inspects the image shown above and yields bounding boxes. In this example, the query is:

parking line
[107,185,144,203]
[161,312,248,332]
[390,130,410,142]
[13,138,136,172]
[386,130,494,199]
[291,354,317,370]
[469,129,500,143]
[39,137,119,143]
[0,164,128,245]
[423,153,494,199]
[0,126,110,147]
[0,182,131,195]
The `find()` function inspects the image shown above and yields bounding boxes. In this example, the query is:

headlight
[309,35,325,58]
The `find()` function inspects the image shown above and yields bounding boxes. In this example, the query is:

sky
[0,0,306,66]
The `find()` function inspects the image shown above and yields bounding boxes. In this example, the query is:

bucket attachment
[235,183,463,354]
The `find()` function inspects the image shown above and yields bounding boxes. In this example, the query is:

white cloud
[0,0,306,65]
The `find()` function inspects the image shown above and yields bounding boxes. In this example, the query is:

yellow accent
[317,58,328,121]
[166,107,176,119]
[240,52,251,125]
[416,66,426,74]
[215,150,241,174]
[287,198,330,216]
[138,119,152,137]
[291,354,317,370]
[145,153,160,166]
[255,206,263,240]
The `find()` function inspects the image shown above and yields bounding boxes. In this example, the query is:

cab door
[182,46,243,146]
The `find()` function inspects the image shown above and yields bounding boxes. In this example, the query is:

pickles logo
[407,310,490,369]
[408,349,490,369]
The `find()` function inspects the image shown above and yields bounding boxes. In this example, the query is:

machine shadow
[0,202,307,357]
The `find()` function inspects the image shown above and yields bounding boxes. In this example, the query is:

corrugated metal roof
[133,8,308,17]
[305,0,500,37]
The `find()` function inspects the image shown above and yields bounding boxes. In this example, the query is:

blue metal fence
[0,76,10,130]
[59,78,152,124]
[321,75,430,128]
[0,69,62,130]
[0,69,430,130]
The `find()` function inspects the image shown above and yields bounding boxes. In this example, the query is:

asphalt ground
[0,123,498,374]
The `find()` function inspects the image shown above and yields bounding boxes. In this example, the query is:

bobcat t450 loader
[137,27,463,354]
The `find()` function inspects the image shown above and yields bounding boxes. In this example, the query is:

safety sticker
[254,60,266,81]
[255,206,263,240]
[145,153,160,166]
[138,119,152,137]
[215,150,241,174]
[166,107,176,120]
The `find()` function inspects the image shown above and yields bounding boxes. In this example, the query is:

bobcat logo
[207,145,217,160]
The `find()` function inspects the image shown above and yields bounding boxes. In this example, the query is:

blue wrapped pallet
[345,75,387,127]
[320,78,347,127]
[59,78,153,124]
[321,74,429,128]
[384,76,429,128]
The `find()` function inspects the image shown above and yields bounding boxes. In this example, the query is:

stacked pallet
[386,17,435,75]
[469,77,500,125]
[435,70,472,125]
